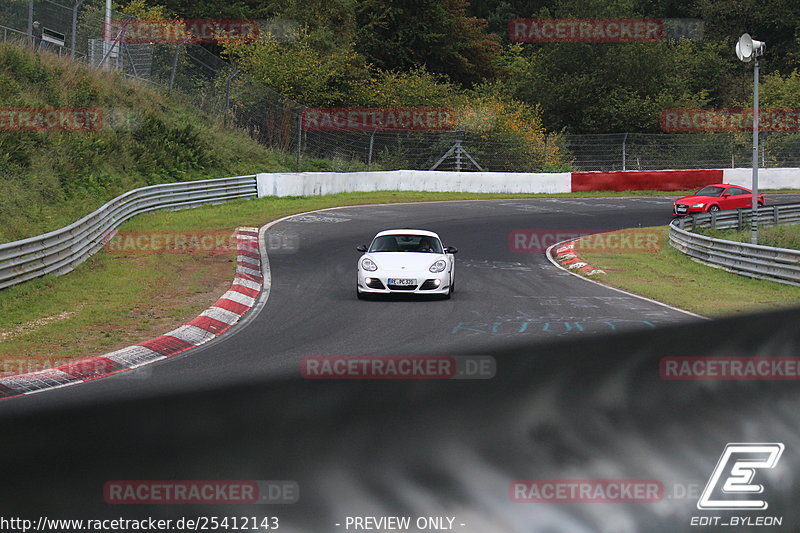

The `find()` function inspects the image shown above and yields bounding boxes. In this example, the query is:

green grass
[574,226,800,317]
[697,223,800,251]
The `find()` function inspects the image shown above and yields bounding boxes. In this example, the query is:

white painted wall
[723,168,800,189]
[256,170,572,197]
[256,168,800,198]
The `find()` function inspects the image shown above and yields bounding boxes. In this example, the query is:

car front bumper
[357,271,451,294]
[673,204,705,216]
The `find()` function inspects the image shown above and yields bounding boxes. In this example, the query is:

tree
[223,29,365,106]
[354,0,503,87]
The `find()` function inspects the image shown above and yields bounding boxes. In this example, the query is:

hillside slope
[0,42,291,243]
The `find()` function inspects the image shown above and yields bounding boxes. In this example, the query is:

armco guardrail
[0,175,257,290]
[669,203,800,286]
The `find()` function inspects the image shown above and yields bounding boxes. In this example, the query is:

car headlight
[429,259,447,273]
[361,258,378,271]
[692,203,706,208]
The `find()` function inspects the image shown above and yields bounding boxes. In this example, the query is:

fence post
[296,111,303,171]
[543,135,548,168]
[455,130,463,172]
[168,43,181,92]
[367,128,376,171]
[224,68,240,115]
[622,132,628,171]
[27,0,33,39]
[71,0,85,59]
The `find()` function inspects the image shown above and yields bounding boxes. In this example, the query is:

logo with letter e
[697,443,784,510]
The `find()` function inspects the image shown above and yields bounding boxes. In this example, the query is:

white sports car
[356,229,457,299]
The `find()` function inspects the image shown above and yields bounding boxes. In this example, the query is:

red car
[673,184,765,216]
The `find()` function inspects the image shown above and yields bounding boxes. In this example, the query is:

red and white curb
[552,241,606,276]
[0,227,264,400]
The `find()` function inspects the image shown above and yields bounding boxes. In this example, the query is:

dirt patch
[0,308,81,342]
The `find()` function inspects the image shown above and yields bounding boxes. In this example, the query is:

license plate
[388,278,416,286]
[676,206,687,213]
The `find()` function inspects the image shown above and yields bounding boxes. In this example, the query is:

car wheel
[709,205,720,212]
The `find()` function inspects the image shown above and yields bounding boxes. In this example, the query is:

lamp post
[736,33,765,244]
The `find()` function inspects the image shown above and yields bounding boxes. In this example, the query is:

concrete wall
[256,170,572,197]
[256,168,800,197]
[723,168,800,189]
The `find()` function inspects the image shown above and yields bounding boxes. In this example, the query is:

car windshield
[369,234,444,253]
[695,186,725,197]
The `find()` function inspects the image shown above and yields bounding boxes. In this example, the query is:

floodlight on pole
[736,33,765,245]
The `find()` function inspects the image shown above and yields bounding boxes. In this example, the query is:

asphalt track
[1,196,701,413]
[3,196,800,532]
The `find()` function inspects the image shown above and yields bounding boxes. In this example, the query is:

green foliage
[223,29,365,106]
[349,68,462,107]
[761,70,800,108]
[354,0,503,87]
[129,0,800,135]
[0,42,289,243]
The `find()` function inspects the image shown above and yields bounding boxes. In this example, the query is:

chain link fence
[3,1,800,173]
[563,132,800,172]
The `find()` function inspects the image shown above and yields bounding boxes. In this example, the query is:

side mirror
[722,193,731,198]
[356,245,367,252]
[444,246,458,254]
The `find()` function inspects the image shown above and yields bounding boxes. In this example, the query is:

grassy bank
[697,223,800,250]
[0,42,292,243]
[574,226,800,317]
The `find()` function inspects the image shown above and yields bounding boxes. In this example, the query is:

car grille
[419,279,439,290]
[675,204,689,213]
